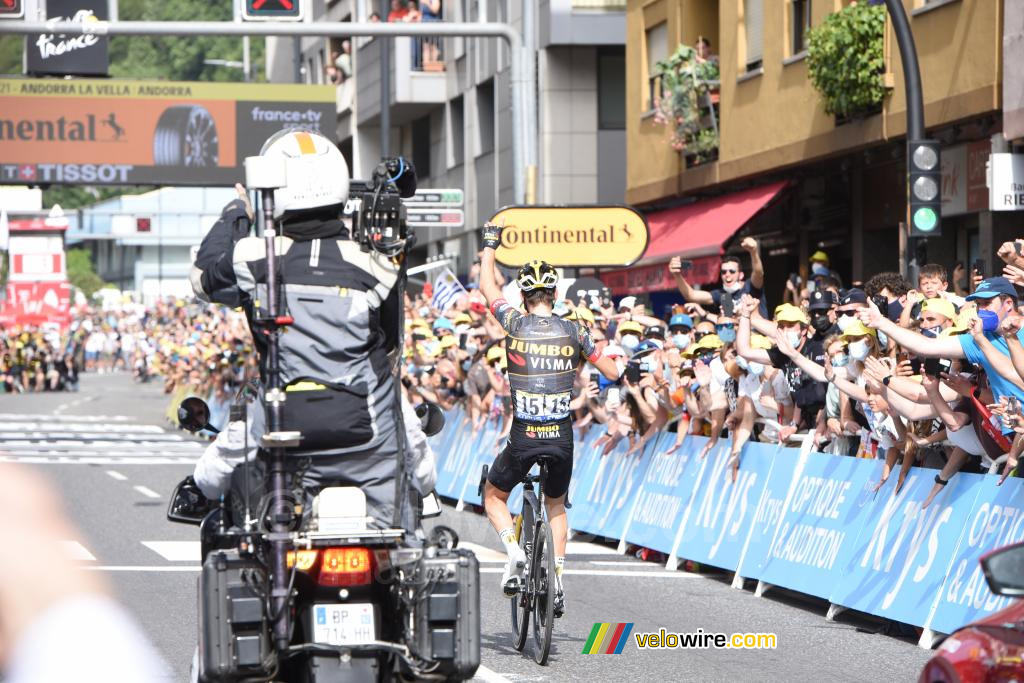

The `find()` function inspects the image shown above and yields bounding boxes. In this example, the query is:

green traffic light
[913,207,938,232]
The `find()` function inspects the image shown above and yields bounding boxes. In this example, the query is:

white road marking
[566,540,621,555]
[473,665,514,683]
[589,560,661,568]
[106,470,128,481]
[142,541,201,562]
[0,413,137,422]
[457,542,508,563]
[84,566,201,572]
[60,541,96,561]
[134,485,161,499]
[479,567,699,578]
[0,456,198,465]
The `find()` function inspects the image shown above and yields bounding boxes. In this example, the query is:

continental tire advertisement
[0,78,337,186]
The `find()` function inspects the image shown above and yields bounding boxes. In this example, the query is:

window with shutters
[743,0,764,72]
[645,22,668,111]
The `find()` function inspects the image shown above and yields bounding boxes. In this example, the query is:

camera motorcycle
[168,153,480,682]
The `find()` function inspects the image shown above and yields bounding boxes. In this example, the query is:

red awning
[638,180,789,265]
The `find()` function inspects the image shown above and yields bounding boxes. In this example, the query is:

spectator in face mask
[736,297,826,443]
[668,313,694,351]
[917,298,957,337]
[807,290,839,341]
[835,288,870,334]
[809,250,843,288]
[668,237,766,317]
[617,321,644,355]
[865,271,911,323]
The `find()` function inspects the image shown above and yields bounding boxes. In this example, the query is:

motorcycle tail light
[287,549,319,571]
[318,547,373,586]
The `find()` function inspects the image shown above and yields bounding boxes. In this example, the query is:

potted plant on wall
[653,43,720,167]
[806,1,890,124]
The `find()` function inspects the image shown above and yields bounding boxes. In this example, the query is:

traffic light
[908,139,942,237]
[0,0,24,20]
[242,0,304,21]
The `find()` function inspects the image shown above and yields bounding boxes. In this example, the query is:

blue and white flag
[431,267,467,311]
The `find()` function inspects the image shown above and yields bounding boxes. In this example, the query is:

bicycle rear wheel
[531,518,556,665]
[510,506,534,652]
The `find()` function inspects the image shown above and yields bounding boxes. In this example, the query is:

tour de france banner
[491,205,649,268]
[0,78,336,186]
[925,475,1024,634]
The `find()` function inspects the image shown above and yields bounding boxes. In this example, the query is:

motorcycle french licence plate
[312,603,376,646]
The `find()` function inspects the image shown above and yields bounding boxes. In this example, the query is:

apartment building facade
[268,0,628,277]
[619,0,1012,304]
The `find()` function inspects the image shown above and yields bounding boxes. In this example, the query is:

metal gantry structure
[0,19,539,204]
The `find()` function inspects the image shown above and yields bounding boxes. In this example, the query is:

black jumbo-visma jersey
[490,298,599,424]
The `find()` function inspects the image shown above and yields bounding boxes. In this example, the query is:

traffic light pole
[0,19,538,204]
[883,0,927,276]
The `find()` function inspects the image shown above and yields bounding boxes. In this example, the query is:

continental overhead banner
[491,205,649,268]
[0,78,337,186]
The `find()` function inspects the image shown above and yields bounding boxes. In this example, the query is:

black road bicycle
[479,458,561,666]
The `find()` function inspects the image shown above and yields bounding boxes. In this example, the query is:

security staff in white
[190,129,414,529]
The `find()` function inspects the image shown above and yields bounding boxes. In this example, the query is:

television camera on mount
[347,156,419,257]
[169,152,481,683]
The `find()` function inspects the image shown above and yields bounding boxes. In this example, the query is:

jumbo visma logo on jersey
[507,335,578,373]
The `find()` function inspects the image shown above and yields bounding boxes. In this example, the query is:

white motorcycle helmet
[258,129,350,218]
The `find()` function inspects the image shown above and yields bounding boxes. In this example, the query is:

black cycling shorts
[487,418,574,499]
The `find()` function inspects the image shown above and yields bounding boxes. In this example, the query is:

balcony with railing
[355,35,447,127]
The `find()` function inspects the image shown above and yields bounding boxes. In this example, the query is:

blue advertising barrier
[667,437,776,572]
[829,467,982,628]
[744,451,879,601]
[620,435,706,554]
[925,475,1024,634]
[427,414,1024,642]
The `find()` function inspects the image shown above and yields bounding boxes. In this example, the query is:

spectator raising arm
[736,295,773,365]
[478,222,504,307]
[967,318,1024,392]
[669,256,714,306]
[858,301,965,359]
[740,237,764,290]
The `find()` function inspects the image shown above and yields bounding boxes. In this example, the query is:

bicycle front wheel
[531,518,556,665]
[510,508,533,652]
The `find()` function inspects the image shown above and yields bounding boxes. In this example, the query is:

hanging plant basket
[806,2,889,121]
[653,44,720,163]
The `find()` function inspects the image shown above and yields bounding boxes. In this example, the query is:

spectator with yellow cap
[737,295,826,443]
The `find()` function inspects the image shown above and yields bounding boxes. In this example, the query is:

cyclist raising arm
[477,222,619,616]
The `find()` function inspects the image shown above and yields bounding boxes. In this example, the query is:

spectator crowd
[400,236,1024,511]
[9,228,1024,515]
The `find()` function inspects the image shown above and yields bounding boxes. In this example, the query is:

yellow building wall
[626,0,1003,206]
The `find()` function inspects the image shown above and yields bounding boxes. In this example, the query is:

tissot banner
[27,0,109,77]
[0,78,337,186]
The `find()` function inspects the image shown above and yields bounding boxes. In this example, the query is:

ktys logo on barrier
[574,438,649,537]
[670,439,769,570]
[621,438,702,553]
[926,476,1024,635]
[829,470,981,627]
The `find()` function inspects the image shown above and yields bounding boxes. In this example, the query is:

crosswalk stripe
[142,541,201,562]
[0,456,198,465]
[61,541,97,562]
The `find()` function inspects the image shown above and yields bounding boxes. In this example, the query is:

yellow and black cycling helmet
[516,260,558,292]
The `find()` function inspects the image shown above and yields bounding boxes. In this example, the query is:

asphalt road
[0,373,935,682]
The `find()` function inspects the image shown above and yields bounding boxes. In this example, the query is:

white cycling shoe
[501,549,527,597]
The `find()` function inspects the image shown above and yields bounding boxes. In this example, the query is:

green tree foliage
[66,248,107,299]
[806,2,889,118]
[0,0,265,81]
[42,185,155,211]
